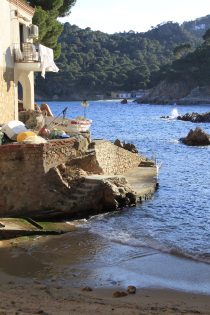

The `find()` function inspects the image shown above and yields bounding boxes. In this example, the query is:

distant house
[131,90,148,99]
[111,90,148,99]
[111,91,132,99]
[0,0,58,124]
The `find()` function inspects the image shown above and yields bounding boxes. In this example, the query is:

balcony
[14,43,42,72]
[13,43,59,76]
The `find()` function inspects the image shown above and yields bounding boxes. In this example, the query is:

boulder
[127,285,136,294]
[102,177,137,210]
[114,139,123,148]
[180,127,210,146]
[19,110,45,130]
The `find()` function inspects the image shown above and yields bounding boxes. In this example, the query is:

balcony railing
[13,42,59,75]
[13,43,40,63]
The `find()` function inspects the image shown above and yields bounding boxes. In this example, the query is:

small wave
[74,215,210,265]
[113,236,210,265]
[169,139,180,144]
[98,228,210,265]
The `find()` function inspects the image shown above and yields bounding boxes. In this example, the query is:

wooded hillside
[34,15,210,100]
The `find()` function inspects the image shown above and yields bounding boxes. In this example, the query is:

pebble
[127,285,136,294]
[112,291,128,298]
[81,286,93,292]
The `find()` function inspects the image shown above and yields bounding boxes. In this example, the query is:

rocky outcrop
[180,127,210,146]
[177,112,210,123]
[136,80,210,105]
[137,80,194,104]
[177,86,210,105]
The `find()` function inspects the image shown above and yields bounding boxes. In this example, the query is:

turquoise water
[45,100,210,265]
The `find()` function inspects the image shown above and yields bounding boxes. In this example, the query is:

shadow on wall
[3,47,14,92]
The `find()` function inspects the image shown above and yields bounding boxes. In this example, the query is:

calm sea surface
[47,100,210,266]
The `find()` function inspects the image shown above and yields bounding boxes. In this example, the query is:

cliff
[137,81,210,105]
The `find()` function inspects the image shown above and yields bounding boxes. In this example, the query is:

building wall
[0,1,16,123]
[0,0,34,124]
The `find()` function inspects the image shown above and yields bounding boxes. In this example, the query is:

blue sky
[60,0,210,33]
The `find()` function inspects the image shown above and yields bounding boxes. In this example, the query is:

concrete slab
[124,166,157,195]
[0,218,38,231]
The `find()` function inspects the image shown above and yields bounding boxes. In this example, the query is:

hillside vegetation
[34,15,210,100]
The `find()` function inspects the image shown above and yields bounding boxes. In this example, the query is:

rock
[102,177,137,210]
[114,139,123,148]
[127,285,136,294]
[123,143,138,153]
[114,139,138,153]
[180,127,210,146]
[136,80,194,105]
[112,291,128,298]
[177,112,210,123]
[81,286,93,292]
[160,115,170,119]
[19,109,45,130]
[121,98,128,104]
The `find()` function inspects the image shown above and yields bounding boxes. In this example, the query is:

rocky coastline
[177,111,210,123]
[136,81,210,105]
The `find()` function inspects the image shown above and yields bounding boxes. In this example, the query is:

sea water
[46,100,210,264]
[32,100,210,292]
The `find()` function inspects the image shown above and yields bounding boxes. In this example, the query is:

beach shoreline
[0,274,210,315]
[1,232,210,314]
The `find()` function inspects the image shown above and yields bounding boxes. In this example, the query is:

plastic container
[17,131,36,142]
[1,121,28,140]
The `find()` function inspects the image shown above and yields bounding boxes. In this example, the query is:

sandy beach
[0,277,210,315]
[0,233,210,314]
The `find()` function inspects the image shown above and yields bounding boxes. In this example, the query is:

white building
[0,0,58,124]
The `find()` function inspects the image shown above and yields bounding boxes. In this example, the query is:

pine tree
[28,0,76,58]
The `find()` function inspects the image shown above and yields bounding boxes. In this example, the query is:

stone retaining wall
[0,138,149,218]
[94,140,144,175]
[0,138,80,216]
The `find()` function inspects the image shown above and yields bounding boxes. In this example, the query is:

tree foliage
[150,28,210,88]
[28,0,76,58]
[33,16,210,100]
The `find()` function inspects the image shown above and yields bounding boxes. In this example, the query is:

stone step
[84,177,104,185]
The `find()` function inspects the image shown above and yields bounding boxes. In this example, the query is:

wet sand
[0,231,210,314]
[0,277,210,314]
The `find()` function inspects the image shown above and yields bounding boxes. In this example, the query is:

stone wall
[0,139,80,216]
[43,138,86,172]
[94,140,144,175]
[0,138,148,218]
[0,66,15,124]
